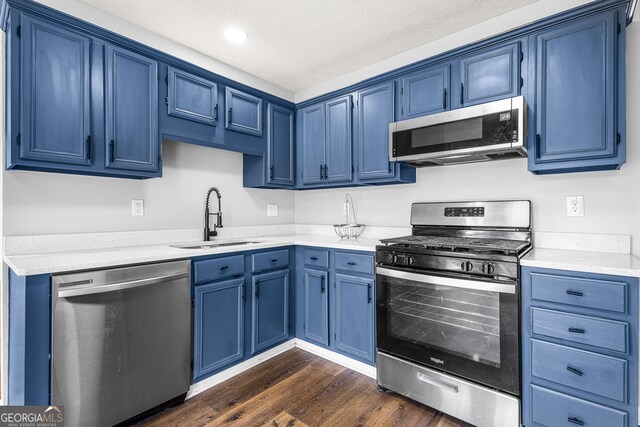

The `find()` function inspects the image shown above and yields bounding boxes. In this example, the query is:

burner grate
[380,235,529,254]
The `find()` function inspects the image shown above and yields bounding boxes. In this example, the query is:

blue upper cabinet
[457,42,521,108]
[529,10,624,174]
[399,64,450,119]
[16,15,92,166]
[299,103,326,185]
[225,87,263,137]
[325,95,353,183]
[356,82,395,180]
[251,269,290,354]
[267,104,294,186]
[167,66,218,126]
[104,45,159,173]
[303,268,329,346]
[335,273,375,364]
[193,277,245,380]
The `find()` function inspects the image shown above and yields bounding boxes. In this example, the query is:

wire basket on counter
[333,224,366,239]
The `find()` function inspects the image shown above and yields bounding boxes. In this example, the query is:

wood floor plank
[139,349,475,427]
[260,411,309,427]
[205,358,345,426]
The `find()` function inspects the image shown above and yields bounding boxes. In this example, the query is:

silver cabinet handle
[58,272,189,298]
[417,372,459,393]
[376,267,515,294]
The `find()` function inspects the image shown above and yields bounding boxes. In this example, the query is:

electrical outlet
[132,199,144,216]
[566,196,584,217]
[267,204,278,217]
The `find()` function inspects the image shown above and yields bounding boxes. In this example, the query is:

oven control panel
[444,207,485,217]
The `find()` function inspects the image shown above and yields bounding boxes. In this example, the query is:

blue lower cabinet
[521,266,638,427]
[334,273,375,364]
[252,269,290,354]
[303,268,329,346]
[193,277,245,380]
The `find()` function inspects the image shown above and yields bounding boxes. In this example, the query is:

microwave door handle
[376,267,516,294]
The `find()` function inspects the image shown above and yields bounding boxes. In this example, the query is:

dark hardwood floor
[138,348,473,427]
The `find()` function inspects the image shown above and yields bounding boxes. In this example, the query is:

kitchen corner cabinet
[521,267,638,427]
[298,95,352,187]
[528,9,625,174]
[295,247,376,365]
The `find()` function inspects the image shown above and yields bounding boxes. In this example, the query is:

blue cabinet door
[267,104,294,186]
[530,11,619,171]
[400,64,450,119]
[252,269,289,354]
[193,277,244,380]
[335,274,374,363]
[459,42,521,107]
[105,45,159,172]
[303,268,329,346]
[357,82,395,180]
[325,95,353,183]
[225,87,263,136]
[300,103,326,185]
[167,66,218,126]
[18,15,92,166]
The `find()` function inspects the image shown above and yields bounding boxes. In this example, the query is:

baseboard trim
[294,339,377,379]
[186,338,377,400]
[186,339,296,399]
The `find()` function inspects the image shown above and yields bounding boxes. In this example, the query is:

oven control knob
[460,261,473,272]
[482,263,495,275]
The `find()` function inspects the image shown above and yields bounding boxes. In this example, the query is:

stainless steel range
[375,200,531,427]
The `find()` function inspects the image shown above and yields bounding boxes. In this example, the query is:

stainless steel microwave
[389,96,527,167]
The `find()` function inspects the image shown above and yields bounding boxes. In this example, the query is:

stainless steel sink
[170,241,261,250]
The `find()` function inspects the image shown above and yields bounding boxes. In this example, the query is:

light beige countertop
[521,248,640,278]
[4,234,380,276]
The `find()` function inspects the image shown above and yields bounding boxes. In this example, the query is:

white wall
[3,141,295,235]
[296,18,640,257]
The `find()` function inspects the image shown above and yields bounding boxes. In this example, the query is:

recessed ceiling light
[224,27,248,44]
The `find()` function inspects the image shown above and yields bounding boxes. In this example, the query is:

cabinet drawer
[531,339,627,402]
[532,308,628,353]
[531,385,627,427]
[194,255,245,283]
[252,249,289,273]
[335,252,374,275]
[304,249,329,269]
[530,272,627,313]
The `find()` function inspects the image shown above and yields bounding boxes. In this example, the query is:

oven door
[376,266,519,395]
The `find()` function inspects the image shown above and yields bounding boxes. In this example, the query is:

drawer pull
[566,290,584,297]
[417,372,459,393]
[566,366,583,376]
[567,417,584,426]
[568,327,586,334]
[310,257,318,261]
[271,258,278,263]
[220,265,229,271]
[347,262,357,266]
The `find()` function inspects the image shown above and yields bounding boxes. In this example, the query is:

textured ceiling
[76,0,539,92]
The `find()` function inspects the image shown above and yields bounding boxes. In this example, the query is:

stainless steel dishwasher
[51,260,192,427]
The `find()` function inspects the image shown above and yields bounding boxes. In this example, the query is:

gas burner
[380,235,530,256]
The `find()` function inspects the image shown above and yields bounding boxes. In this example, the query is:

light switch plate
[566,196,584,217]
[132,199,144,216]
[267,204,278,217]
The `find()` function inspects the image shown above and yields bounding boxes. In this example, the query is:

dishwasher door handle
[58,271,190,298]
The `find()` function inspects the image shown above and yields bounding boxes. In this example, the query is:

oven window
[387,277,501,367]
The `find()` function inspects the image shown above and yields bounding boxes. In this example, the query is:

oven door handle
[376,267,516,294]
[417,372,459,393]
